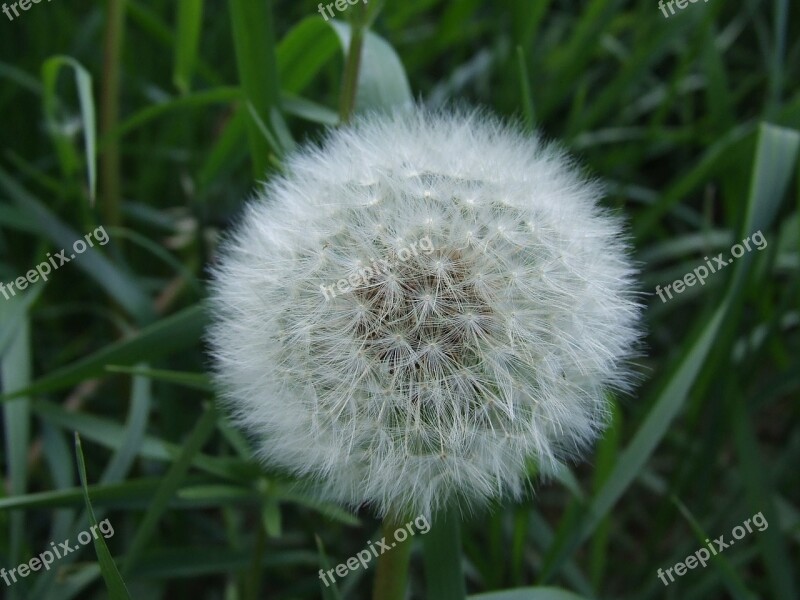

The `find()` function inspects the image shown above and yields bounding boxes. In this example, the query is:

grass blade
[516,46,535,130]
[112,86,241,139]
[100,371,152,484]
[740,123,800,236]
[0,304,205,402]
[228,0,284,175]
[539,122,800,582]
[74,433,132,599]
[423,511,466,600]
[121,404,219,574]
[0,167,154,323]
[732,398,797,597]
[1,301,31,600]
[329,21,413,115]
[105,365,212,391]
[41,56,97,205]
[30,400,243,481]
[173,0,204,94]
[315,535,343,600]
[469,589,589,600]
[671,496,758,600]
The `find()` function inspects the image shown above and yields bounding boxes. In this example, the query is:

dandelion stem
[422,510,466,600]
[338,4,367,125]
[372,516,413,600]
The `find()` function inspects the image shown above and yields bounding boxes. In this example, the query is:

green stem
[100,0,126,231]
[516,46,535,131]
[422,510,466,600]
[338,7,367,125]
[228,0,282,177]
[245,514,267,600]
[372,516,413,600]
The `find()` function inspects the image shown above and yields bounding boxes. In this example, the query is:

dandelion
[208,109,641,520]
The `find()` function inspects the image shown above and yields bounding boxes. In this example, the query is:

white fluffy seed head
[208,109,642,520]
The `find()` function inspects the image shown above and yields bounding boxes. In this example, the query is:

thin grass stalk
[100,0,126,233]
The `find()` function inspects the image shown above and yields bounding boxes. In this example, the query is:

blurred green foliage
[0,1,798,599]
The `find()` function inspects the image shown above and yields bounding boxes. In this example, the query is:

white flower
[209,109,641,519]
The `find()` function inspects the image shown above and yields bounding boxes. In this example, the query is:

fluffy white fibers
[208,109,641,519]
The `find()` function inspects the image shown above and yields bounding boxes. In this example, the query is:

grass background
[0,0,798,598]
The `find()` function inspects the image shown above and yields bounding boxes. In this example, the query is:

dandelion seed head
[209,109,642,519]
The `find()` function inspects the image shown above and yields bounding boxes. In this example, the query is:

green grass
[0,0,798,598]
